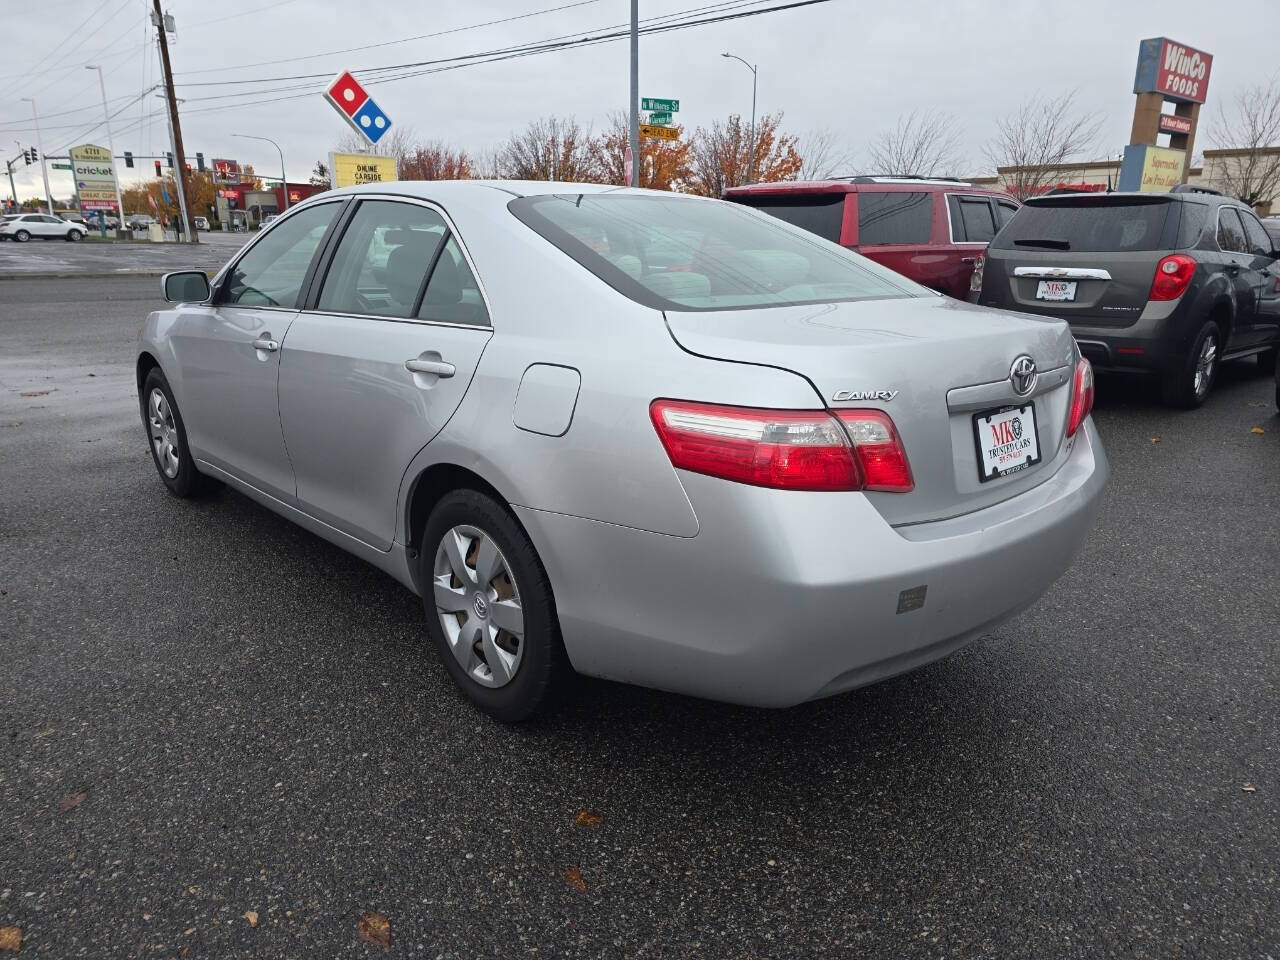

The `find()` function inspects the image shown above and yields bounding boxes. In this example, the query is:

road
[1,277,1277,958]
[0,230,246,278]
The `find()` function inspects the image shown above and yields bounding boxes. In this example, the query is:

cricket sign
[324,71,393,146]
[329,152,397,188]
[69,143,120,213]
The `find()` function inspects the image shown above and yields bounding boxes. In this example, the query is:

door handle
[405,357,455,378]
[251,337,279,352]
[960,257,978,265]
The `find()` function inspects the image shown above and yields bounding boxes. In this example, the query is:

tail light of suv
[650,400,914,493]
[1066,357,1095,438]
[1148,254,1196,301]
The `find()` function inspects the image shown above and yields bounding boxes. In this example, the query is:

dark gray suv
[979,190,1280,407]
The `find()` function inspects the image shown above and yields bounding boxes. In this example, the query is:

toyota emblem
[1009,355,1037,397]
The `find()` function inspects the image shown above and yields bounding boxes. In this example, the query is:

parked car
[138,182,1106,721]
[1262,216,1280,249]
[127,214,156,230]
[0,213,87,242]
[979,189,1280,407]
[261,213,280,226]
[193,216,209,231]
[723,176,1019,300]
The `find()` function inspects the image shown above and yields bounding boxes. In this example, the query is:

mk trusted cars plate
[1035,280,1076,301]
[973,404,1040,482]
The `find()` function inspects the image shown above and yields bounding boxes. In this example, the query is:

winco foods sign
[69,143,120,213]
[1134,37,1213,105]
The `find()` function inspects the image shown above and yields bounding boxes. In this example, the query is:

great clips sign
[1134,37,1212,104]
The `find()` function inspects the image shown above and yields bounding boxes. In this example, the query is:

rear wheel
[140,368,218,498]
[13,229,30,243]
[1161,320,1220,409]
[420,489,572,722]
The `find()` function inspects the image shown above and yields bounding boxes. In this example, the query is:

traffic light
[124,151,134,169]
[22,148,31,165]
[165,152,174,168]
[195,152,205,172]
[154,160,162,178]
[29,147,37,164]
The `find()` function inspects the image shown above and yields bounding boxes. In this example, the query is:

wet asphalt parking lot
[1,276,1278,958]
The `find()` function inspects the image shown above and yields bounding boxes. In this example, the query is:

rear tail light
[649,400,913,493]
[1148,254,1195,301]
[1066,356,1094,438]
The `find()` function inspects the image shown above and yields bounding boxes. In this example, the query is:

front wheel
[1161,320,1220,409]
[420,489,572,722]
[66,229,84,242]
[140,368,218,498]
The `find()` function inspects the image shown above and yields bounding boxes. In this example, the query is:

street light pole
[721,53,758,184]
[232,133,288,210]
[85,65,126,233]
[20,98,55,214]
[628,0,639,188]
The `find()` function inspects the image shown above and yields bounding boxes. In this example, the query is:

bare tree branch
[335,125,418,167]
[491,115,601,182]
[798,128,854,180]
[982,92,1102,199]
[867,110,965,178]
[1209,76,1280,208]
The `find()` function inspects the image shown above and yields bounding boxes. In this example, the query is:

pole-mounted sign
[324,71,392,146]
[641,98,679,113]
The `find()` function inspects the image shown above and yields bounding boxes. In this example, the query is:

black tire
[139,368,218,498]
[13,229,30,243]
[66,229,83,242]
[1160,319,1221,409]
[1257,348,1277,377]
[419,489,572,722]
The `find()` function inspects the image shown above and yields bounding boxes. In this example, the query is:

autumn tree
[983,91,1102,199]
[592,110,691,190]
[493,115,600,181]
[399,141,473,180]
[867,110,964,177]
[1209,76,1280,209]
[687,112,802,197]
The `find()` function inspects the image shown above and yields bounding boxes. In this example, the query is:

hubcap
[432,525,524,689]
[147,388,180,478]
[1194,335,1217,398]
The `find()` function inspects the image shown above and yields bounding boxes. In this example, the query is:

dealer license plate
[973,404,1040,482]
[1035,280,1077,301]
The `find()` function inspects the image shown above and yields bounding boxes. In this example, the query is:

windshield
[992,197,1177,253]
[510,193,923,312]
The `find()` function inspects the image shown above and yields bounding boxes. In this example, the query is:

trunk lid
[664,294,1078,526]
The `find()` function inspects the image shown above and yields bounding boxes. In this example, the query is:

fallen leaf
[1250,427,1265,435]
[19,390,51,398]
[1243,784,1257,793]
[58,791,86,813]
[0,927,20,952]
[564,867,587,893]
[1149,436,1162,444]
[767,859,777,867]
[244,911,259,928]
[356,912,390,949]
[183,927,196,936]
[574,809,602,828]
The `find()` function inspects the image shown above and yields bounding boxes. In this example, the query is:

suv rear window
[856,191,932,245]
[510,193,922,312]
[992,197,1177,252]
[728,195,845,243]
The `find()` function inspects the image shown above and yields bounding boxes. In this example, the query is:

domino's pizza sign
[324,70,392,145]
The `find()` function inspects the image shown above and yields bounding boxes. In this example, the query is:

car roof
[723,178,1015,200]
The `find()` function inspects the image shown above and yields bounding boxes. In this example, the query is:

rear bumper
[516,420,1108,708]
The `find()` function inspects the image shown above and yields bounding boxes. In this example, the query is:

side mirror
[162,270,211,303]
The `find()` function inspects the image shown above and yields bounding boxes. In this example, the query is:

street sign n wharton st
[324,71,393,146]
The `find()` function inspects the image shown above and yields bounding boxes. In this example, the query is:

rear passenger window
[1240,211,1273,257]
[948,196,997,243]
[996,201,1019,228]
[1217,208,1248,254]
[317,200,447,318]
[416,236,490,327]
[856,191,931,245]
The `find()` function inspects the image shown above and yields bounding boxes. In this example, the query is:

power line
[186,0,301,29]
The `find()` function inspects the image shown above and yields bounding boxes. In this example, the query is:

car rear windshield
[724,194,845,243]
[991,197,1179,252]
[509,193,923,312]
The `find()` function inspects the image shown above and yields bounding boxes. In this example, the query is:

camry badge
[1009,356,1037,397]
[832,389,899,402]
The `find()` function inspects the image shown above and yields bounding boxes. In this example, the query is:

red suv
[723,177,1020,300]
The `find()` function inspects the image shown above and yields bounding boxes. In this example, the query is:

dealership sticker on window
[973,405,1040,482]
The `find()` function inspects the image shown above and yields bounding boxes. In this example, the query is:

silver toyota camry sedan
[138,181,1107,721]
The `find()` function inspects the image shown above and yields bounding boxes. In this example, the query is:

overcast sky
[1,0,1276,200]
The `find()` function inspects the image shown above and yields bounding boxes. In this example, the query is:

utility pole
[628,0,639,188]
[20,98,55,214]
[5,156,18,208]
[152,0,197,243]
